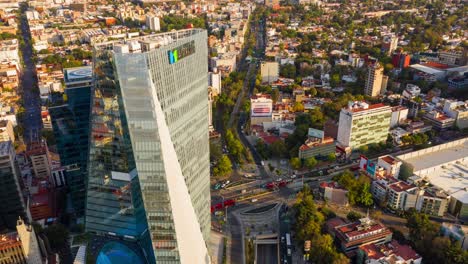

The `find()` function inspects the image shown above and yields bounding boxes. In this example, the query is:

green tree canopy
[304,156,318,169]
[213,155,232,177]
[290,157,302,170]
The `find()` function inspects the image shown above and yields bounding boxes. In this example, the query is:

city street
[19,8,42,143]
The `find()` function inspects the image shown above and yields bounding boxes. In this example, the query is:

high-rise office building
[364,62,385,97]
[337,101,392,150]
[86,29,210,263]
[49,66,92,218]
[0,141,26,230]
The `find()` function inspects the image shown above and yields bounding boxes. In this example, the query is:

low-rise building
[359,240,422,264]
[298,128,335,159]
[333,217,393,254]
[423,110,455,130]
[443,99,468,129]
[375,155,402,178]
[250,94,273,126]
[26,141,52,180]
[386,181,417,210]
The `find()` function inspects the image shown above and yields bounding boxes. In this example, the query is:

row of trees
[406,210,468,264]
[160,14,206,32]
[225,129,249,163]
[209,141,232,178]
[294,186,348,264]
[39,48,92,69]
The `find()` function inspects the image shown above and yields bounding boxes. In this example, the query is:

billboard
[308,128,324,140]
[366,161,376,176]
[251,102,272,117]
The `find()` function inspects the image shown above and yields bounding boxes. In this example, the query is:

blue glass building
[86,29,210,264]
[49,66,92,218]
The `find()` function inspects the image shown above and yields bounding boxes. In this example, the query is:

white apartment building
[390,106,408,128]
[443,99,468,129]
[145,15,160,31]
[337,101,392,150]
[0,39,20,63]
[208,69,221,95]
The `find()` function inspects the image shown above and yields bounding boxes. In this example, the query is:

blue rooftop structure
[96,242,144,264]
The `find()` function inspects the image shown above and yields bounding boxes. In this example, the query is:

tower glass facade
[85,29,210,264]
[49,67,92,217]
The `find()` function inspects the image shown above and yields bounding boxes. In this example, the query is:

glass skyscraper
[49,66,92,218]
[85,29,210,263]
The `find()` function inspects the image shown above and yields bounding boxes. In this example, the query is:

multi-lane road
[19,8,42,143]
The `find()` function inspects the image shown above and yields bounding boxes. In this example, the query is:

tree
[44,224,69,251]
[280,64,296,78]
[327,153,336,162]
[330,73,340,87]
[304,156,318,169]
[293,102,305,112]
[290,157,302,170]
[213,155,232,177]
[357,183,374,207]
[270,140,287,158]
[256,139,271,159]
[309,87,317,97]
[294,186,348,263]
[399,162,414,181]
[210,142,222,162]
[347,211,362,222]
[271,88,280,103]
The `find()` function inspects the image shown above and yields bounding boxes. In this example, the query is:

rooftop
[360,240,420,261]
[94,28,204,50]
[344,101,391,114]
[335,218,389,242]
[397,138,468,172]
[0,234,20,250]
[379,155,399,165]
[410,64,445,75]
[64,66,92,83]
[419,161,468,204]
[388,181,414,193]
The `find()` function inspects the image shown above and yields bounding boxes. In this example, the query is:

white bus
[286,233,291,247]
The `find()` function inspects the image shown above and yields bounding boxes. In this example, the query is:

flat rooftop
[64,66,92,83]
[94,28,204,49]
[421,161,468,204]
[397,138,468,172]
